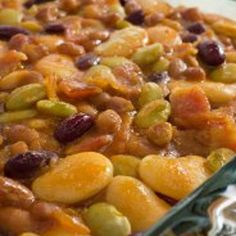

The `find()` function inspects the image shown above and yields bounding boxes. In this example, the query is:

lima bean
[138,82,163,107]
[213,21,236,38]
[6,83,46,111]
[111,155,141,177]
[152,57,170,73]
[0,8,22,25]
[116,20,131,29]
[32,152,113,204]
[0,110,37,123]
[210,63,236,83]
[132,43,164,66]
[100,57,131,69]
[206,148,235,173]
[84,203,131,236]
[135,99,171,128]
[106,176,170,231]
[139,155,211,200]
[37,100,77,117]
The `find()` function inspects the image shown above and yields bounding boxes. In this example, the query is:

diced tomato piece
[170,86,211,128]
[58,79,102,99]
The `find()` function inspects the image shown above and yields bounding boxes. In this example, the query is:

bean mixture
[0,0,236,235]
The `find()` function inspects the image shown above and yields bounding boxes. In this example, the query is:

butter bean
[95,27,148,57]
[32,152,113,204]
[35,54,78,80]
[106,176,170,232]
[37,100,77,117]
[6,83,46,111]
[139,155,211,200]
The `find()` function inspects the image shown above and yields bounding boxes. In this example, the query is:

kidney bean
[0,26,29,41]
[4,151,58,179]
[54,113,95,143]
[44,23,65,34]
[181,33,198,43]
[187,22,205,34]
[24,0,55,8]
[126,10,145,25]
[75,53,100,70]
[197,40,226,66]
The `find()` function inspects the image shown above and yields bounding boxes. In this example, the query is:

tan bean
[0,70,43,90]
[96,109,122,134]
[0,207,35,235]
[9,141,29,156]
[0,176,35,209]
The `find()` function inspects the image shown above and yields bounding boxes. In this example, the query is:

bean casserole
[0,0,236,235]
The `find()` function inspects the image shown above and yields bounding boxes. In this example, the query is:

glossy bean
[206,148,235,172]
[0,9,22,26]
[0,176,35,209]
[100,56,132,69]
[35,54,78,80]
[147,122,173,146]
[0,26,29,40]
[138,82,163,107]
[95,27,148,57]
[131,43,163,66]
[0,71,43,90]
[37,100,77,117]
[6,83,46,111]
[210,63,236,83]
[139,155,211,200]
[106,176,170,231]
[151,57,170,73]
[32,152,113,204]
[212,20,236,38]
[54,114,94,143]
[135,100,171,128]
[4,151,58,179]
[0,110,37,123]
[111,155,141,177]
[84,203,131,236]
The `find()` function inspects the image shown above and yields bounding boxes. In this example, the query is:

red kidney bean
[44,23,66,34]
[24,0,55,8]
[4,151,58,179]
[0,26,29,41]
[197,40,225,66]
[187,22,206,34]
[54,113,95,143]
[181,33,198,43]
[75,53,100,70]
[126,10,145,25]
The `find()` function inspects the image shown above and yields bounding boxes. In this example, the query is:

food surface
[0,0,236,235]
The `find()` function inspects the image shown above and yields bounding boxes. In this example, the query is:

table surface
[169,0,236,20]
